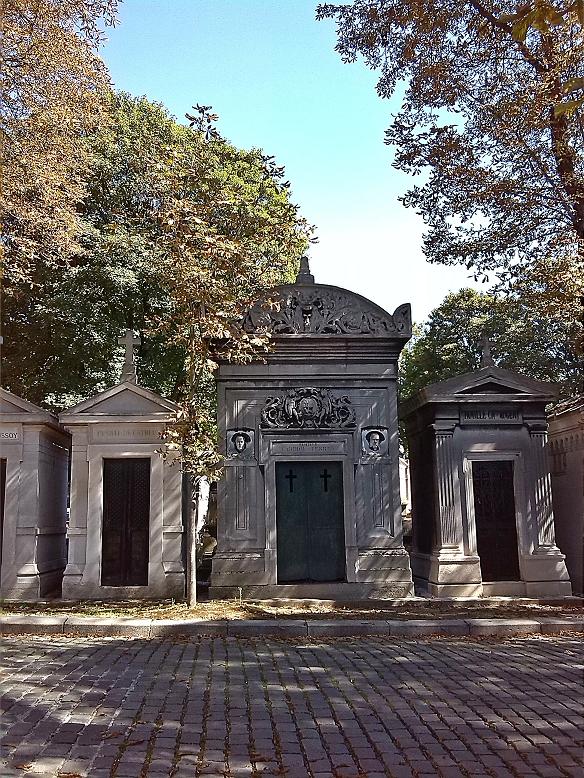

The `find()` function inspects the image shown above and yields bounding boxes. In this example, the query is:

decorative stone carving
[433,429,459,548]
[261,388,356,429]
[243,287,411,336]
[360,427,389,460]
[226,429,255,460]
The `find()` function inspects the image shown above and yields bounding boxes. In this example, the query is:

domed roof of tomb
[243,257,412,338]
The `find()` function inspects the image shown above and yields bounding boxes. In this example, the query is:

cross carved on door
[320,468,332,492]
[285,469,297,492]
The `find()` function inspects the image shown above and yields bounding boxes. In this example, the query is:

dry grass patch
[1,597,582,621]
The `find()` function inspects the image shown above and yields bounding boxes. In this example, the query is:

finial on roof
[480,335,495,368]
[296,256,315,284]
[118,328,141,384]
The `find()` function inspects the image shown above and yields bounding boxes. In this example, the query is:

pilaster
[529,426,558,551]
[432,425,463,552]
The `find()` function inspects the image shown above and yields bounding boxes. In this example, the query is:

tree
[399,288,580,400]
[1,0,119,292]
[316,1,583,324]
[147,104,311,607]
[1,95,309,411]
[154,105,311,478]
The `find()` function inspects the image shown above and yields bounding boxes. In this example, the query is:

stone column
[433,426,462,551]
[62,432,89,596]
[409,423,483,597]
[530,428,559,551]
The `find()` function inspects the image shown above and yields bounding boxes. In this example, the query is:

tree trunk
[183,473,197,607]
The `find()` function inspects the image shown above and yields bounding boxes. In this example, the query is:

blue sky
[101,0,477,321]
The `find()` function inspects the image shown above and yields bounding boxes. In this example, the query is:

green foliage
[317,1,583,339]
[2,94,309,425]
[399,289,580,400]
[1,0,119,291]
[154,105,311,476]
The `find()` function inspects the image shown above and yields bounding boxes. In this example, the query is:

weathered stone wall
[211,273,414,598]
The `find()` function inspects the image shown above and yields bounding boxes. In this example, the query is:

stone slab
[63,617,152,637]
[537,618,584,634]
[0,615,67,635]
[466,619,541,637]
[227,619,308,638]
[148,619,228,637]
[387,619,469,637]
[210,582,413,600]
[1,615,581,638]
[306,619,390,637]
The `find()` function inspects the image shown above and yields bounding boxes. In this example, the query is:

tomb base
[411,549,573,598]
[2,568,65,600]
[209,581,413,601]
[211,548,414,597]
[210,551,271,587]
[62,575,184,601]
[411,551,484,598]
[355,549,414,594]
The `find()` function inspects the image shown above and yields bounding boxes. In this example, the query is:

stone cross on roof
[118,329,141,384]
[480,335,495,368]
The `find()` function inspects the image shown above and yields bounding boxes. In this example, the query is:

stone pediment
[457,381,528,395]
[401,366,558,417]
[243,283,411,338]
[60,382,177,422]
[0,388,59,425]
[0,389,42,415]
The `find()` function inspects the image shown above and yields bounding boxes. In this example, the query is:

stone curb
[1,615,583,638]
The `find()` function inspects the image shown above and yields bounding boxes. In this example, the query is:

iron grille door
[101,458,150,586]
[0,458,6,576]
[472,460,520,582]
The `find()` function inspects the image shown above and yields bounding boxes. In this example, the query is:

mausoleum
[0,389,69,598]
[60,331,184,600]
[549,396,584,595]
[210,259,414,598]
[401,352,572,597]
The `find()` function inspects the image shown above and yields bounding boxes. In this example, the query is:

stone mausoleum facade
[0,389,70,598]
[60,333,184,600]
[210,259,414,598]
[549,396,584,595]
[401,360,571,598]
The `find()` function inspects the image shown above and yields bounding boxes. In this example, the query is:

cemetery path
[1,635,582,778]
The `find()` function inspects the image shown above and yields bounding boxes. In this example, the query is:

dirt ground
[1,595,583,621]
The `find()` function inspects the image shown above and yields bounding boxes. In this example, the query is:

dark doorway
[0,459,6,577]
[101,458,150,586]
[276,461,345,583]
[472,459,520,581]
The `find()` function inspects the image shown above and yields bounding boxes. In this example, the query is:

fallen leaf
[101,730,123,740]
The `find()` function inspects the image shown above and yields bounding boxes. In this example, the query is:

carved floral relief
[243,287,411,336]
[260,388,356,429]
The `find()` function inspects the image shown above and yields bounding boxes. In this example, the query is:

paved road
[1,635,582,777]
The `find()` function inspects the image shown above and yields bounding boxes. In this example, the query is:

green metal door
[276,461,345,583]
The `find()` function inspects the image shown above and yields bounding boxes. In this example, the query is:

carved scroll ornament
[261,388,357,429]
[243,287,411,336]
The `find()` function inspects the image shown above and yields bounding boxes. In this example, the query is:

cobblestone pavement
[1,635,582,778]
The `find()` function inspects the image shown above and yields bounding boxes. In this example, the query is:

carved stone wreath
[261,388,356,429]
[243,286,411,336]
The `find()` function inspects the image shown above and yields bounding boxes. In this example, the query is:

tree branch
[468,0,547,74]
